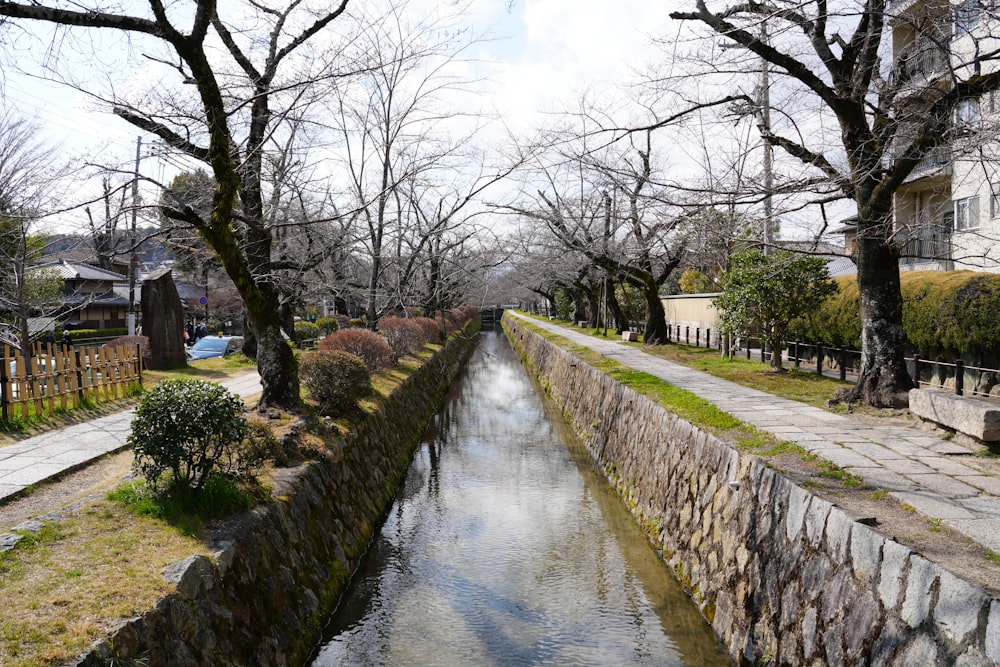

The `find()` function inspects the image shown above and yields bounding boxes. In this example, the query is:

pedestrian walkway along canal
[308,330,732,666]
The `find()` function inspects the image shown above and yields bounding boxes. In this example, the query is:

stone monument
[141,268,188,369]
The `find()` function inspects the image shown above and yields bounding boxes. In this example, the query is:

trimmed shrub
[60,327,128,340]
[378,316,425,360]
[128,378,250,493]
[315,317,340,338]
[788,270,1000,359]
[410,316,441,344]
[318,328,394,372]
[104,334,151,360]
[348,318,366,328]
[300,350,372,416]
[294,320,319,344]
[459,304,480,322]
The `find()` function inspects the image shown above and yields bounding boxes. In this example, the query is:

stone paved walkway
[0,372,262,503]
[513,312,1000,554]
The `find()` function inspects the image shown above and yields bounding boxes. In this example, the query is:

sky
[0,0,782,239]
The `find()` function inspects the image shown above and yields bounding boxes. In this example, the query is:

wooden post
[956,359,965,396]
[793,341,800,368]
[912,354,922,389]
[696,328,700,347]
[839,349,847,382]
[816,345,824,376]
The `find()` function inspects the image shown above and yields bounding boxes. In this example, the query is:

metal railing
[666,323,1000,399]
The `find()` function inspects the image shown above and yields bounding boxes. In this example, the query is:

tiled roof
[34,260,126,282]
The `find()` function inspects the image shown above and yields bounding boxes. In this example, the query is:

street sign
[199,296,208,305]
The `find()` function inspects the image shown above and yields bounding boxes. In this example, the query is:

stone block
[908,388,1000,441]
[621,331,639,342]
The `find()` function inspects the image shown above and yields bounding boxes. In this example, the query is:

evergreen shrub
[789,270,1000,358]
[315,317,340,338]
[128,378,250,494]
[293,320,319,344]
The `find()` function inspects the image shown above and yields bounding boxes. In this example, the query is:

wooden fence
[1,342,143,422]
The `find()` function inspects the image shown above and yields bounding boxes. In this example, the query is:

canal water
[308,330,732,666]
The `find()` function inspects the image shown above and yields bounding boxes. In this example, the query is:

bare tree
[0,112,67,357]
[509,127,685,344]
[0,0,354,409]
[323,0,500,328]
[667,0,1000,406]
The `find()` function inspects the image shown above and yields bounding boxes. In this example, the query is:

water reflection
[309,330,732,666]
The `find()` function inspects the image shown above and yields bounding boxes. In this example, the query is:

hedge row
[59,327,129,340]
[789,270,1000,358]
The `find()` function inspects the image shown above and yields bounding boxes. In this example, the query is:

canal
[308,330,732,666]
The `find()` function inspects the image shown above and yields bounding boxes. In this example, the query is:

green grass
[816,460,866,487]
[512,314,883,493]
[107,475,263,537]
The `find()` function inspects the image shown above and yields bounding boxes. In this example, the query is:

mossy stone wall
[505,314,1000,666]
[76,326,478,666]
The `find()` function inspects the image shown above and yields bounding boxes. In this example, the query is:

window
[991,185,1000,219]
[956,97,981,127]
[955,0,981,33]
[955,196,980,230]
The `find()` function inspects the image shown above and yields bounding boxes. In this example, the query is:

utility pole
[127,136,141,336]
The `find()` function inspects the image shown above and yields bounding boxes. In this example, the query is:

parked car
[186,335,244,361]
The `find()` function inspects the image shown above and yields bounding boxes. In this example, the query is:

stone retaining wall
[504,314,1000,666]
[75,326,478,666]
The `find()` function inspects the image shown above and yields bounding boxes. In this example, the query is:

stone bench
[622,331,639,342]
[908,388,1000,441]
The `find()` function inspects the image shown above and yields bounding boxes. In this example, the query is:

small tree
[714,250,838,370]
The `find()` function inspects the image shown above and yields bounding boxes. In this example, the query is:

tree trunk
[586,285,600,328]
[836,235,912,407]
[606,277,626,334]
[768,332,784,371]
[641,280,670,345]
[254,319,298,411]
[571,289,586,324]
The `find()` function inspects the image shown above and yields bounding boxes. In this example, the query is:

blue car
[187,336,244,361]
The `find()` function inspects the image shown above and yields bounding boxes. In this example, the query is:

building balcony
[898,217,954,269]
[901,147,952,185]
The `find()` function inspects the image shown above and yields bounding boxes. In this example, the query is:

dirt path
[0,451,134,531]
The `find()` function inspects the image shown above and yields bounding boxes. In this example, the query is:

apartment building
[890,0,1000,272]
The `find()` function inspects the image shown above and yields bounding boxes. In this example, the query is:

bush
[433,310,461,335]
[59,327,128,340]
[318,328,394,372]
[104,334,151,360]
[410,316,441,343]
[128,378,250,494]
[377,316,425,359]
[315,317,340,338]
[300,350,372,416]
[294,320,319,344]
[789,270,1000,359]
